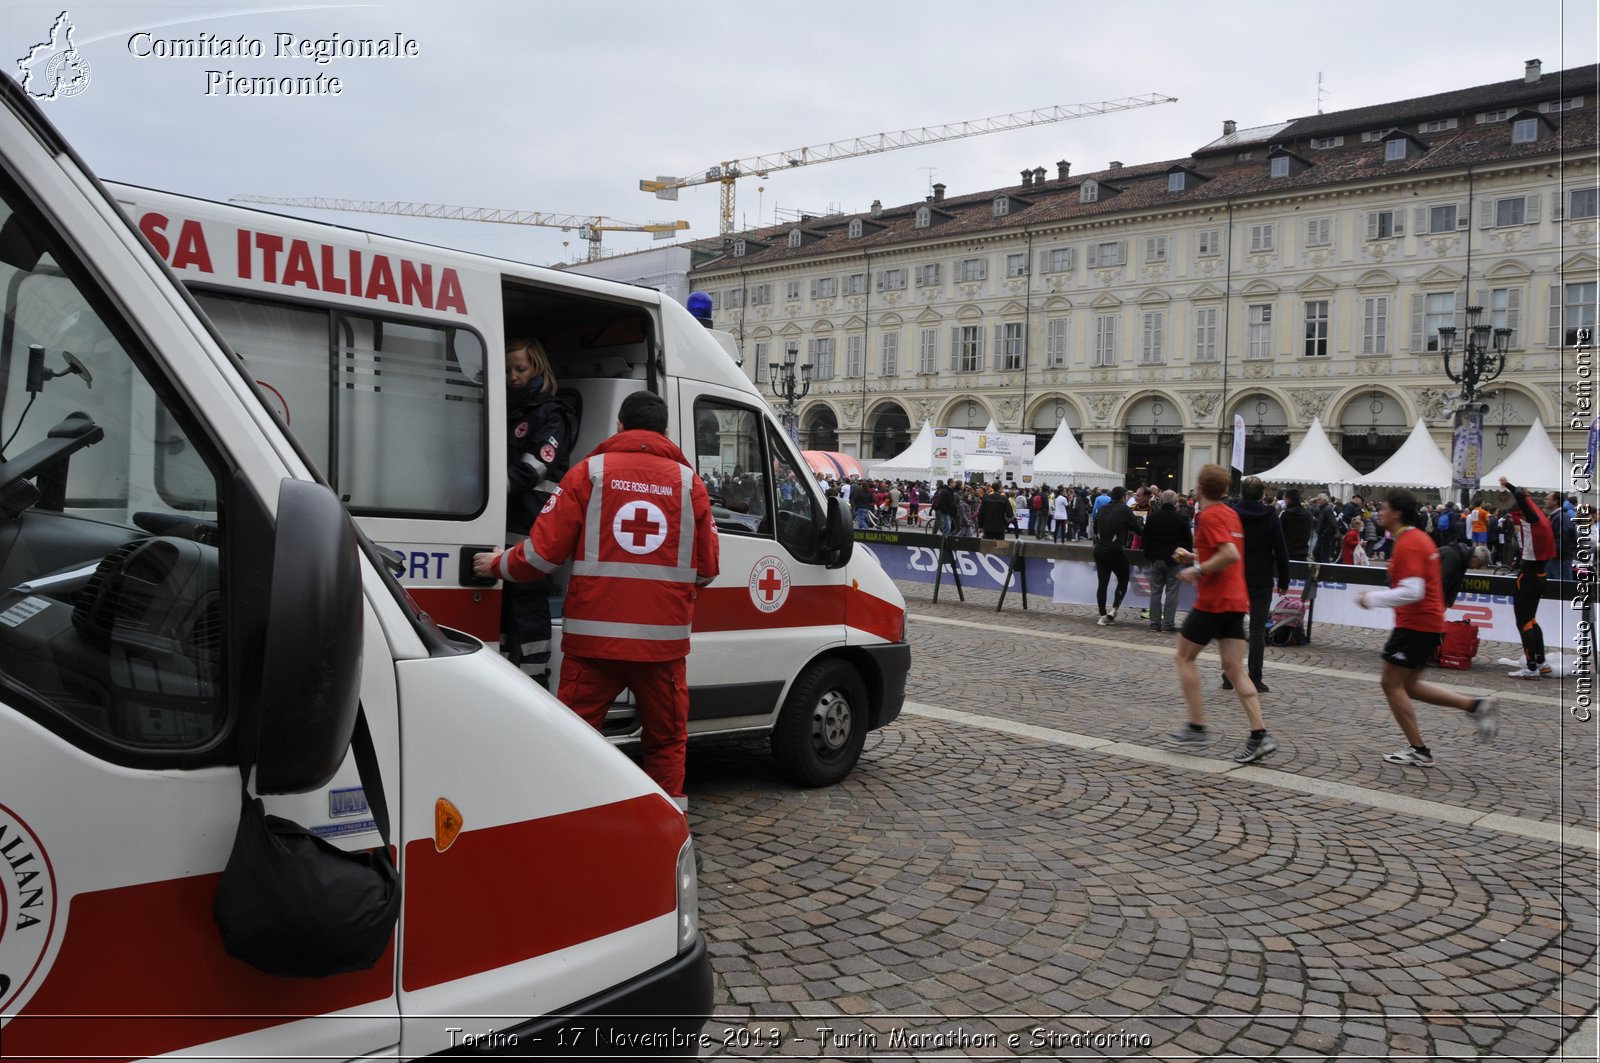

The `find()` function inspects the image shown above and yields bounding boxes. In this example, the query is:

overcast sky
[6,1,1597,271]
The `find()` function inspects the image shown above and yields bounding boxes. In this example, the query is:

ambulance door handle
[460,545,499,587]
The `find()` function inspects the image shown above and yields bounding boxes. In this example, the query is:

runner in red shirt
[1167,464,1275,763]
[1357,489,1499,767]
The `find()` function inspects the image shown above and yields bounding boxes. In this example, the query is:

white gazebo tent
[870,420,939,480]
[1352,420,1453,493]
[960,419,1004,476]
[1033,418,1123,489]
[1481,417,1568,492]
[1255,417,1362,487]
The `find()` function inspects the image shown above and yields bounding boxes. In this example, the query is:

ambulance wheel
[772,659,868,787]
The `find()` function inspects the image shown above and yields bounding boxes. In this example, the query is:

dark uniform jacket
[1279,503,1314,561]
[506,380,574,537]
[1233,499,1291,592]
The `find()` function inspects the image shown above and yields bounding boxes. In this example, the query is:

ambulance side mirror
[254,479,364,794]
[823,494,854,570]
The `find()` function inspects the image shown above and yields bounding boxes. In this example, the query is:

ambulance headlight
[676,838,700,951]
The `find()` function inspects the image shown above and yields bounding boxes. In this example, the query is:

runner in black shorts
[1180,609,1247,646]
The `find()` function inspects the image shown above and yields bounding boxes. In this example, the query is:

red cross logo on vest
[748,554,790,613]
[612,499,668,555]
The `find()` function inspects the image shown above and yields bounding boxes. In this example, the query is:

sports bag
[1266,596,1308,646]
[213,707,400,978]
[1434,619,1481,670]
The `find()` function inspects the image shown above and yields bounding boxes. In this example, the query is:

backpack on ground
[1266,596,1308,646]
[1434,620,1480,670]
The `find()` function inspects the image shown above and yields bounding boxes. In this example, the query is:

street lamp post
[769,342,812,444]
[1438,305,1512,505]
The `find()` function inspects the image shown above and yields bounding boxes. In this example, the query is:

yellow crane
[641,93,1178,236]
[227,196,690,261]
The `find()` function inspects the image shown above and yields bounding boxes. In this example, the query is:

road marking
[902,700,1598,852]
[910,612,1561,708]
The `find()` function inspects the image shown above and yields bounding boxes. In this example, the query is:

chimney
[1223,119,1237,136]
[870,199,882,217]
[932,182,946,202]
[1108,161,1123,172]
[1033,166,1047,184]
[1525,58,1542,83]
[1057,160,1071,180]
[1021,169,1033,187]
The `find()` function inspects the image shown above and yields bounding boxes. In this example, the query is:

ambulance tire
[772,659,869,788]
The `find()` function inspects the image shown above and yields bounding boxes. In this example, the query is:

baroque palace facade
[689,60,1598,491]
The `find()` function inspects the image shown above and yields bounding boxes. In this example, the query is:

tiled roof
[1195,120,1292,153]
[692,66,1597,278]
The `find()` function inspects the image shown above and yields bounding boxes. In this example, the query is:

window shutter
[1410,292,1424,352]
[1366,212,1378,240]
[1508,287,1521,344]
[1553,191,1566,222]
[809,280,817,299]
[1456,202,1470,229]
[1392,212,1404,237]
[1116,241,1127,266]
[1525,195,1540,224]
[1455,289,1467,333]
[978,327,987,369]
[914,265,924,287]
[1549,282,1563,347]
[1479,201,1494,228]
[950,327,960,372]
[1087,243,1099,268]
[1414,207,1429,235]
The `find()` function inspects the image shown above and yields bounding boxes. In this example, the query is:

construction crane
[227,196,690,261]
[640,93,1178,237]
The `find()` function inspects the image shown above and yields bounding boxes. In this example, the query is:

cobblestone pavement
[684,580,1598,1060]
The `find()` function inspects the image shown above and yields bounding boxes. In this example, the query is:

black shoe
[1150,622,1162,631]
[1221,677,1233,690]
[1251,678,1269,693]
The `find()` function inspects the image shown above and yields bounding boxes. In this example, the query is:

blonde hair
[505,337,556,396]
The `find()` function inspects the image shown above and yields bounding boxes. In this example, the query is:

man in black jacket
[1141,489,1193,632]
[1313,494,1341,562]
[1093,485,1144,626]
[1227,477,1290,693]
[1440,541,1491,609]
[1279,488,1314,563]
[978,484,1012,540]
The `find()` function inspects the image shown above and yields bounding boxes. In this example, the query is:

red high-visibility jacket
[497,429,720,661]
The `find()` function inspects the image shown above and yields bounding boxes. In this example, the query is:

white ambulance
[104,182,910,788]
[0,78,711,1054]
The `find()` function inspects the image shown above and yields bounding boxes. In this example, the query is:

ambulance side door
[674,381,842,727]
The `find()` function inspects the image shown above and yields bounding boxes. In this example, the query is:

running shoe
[1232,734,1278,763]
[1507,667,1543,679]
[1096,614,1112,626]
[1471,696,1500,741]
[1382,747,1435,767]
[1166,726,1210,746]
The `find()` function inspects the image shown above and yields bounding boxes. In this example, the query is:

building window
[1088,241,1125,268]
[1168,172,1185,192]
[1094,314,1118,367]
[811,337,835,379]
[1384,139,1407,161]
[811,276,837,299]
[785,280,801,301]
[1367,209,1403,239]
[1249,224,1275,252]
[845,273,867,296]
[1270,156,1290,178]
[753,341,768,382]
[788,229,802,248]
[1543,97,1584,113]
[845,334,863,377]
[1046,317,1068,368]
[993,196,1010,217]
[1362,128,1394,143]
[1512,118,1538,143]
[919,329,938,373]
[707,291,718,311]
[915,207,931,228]
[1311,136,1344,149]
[879,267,907,291]
[1495,197,1527,226]
[1424,291,1456,351]
[1305,218,1332,247]
[1080,180,1099,204]
[1006,252,1028,278]
[750,283,771,306]
[915,263,941,287]
[1001,323,1025,370]
[1419,118,1458,133]
[1361,297,1389,355]
[1478,108,1513,123]
[1194,306,1218,362]
[727,288,744,308]
[1553,281,1597,347]
[1569,187,1599,220]
[1141,311,1165,364]
[1045,247,1074,273]
[1197,229,1221,257]
[956,325,982,372]
[1247,304,1273,359]
[1303,300,1329,357]
[733,240,746,257]
[848,218,863,238]
[1489,287,1520,349]
[881,331,899,376]
[1145,236,1168,263]
[1427,204,1458,233]
[958,258,987,283]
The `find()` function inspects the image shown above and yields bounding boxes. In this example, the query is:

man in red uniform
[1501,475,1555,678]
[474,391,720,809]
[1357,489,1499,766]
[1167,464,1276,763]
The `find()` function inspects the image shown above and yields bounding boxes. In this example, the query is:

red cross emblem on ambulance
[748,554,791,613]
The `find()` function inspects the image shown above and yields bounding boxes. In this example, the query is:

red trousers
[559,654,688,797]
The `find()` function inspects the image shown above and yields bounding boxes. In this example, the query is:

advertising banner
[1452,408,1484,490]
[1231,414,1246,472]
